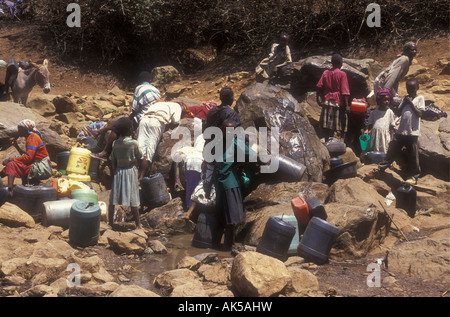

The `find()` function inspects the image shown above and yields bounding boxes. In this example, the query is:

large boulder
[418,117,450,181]
[235,83,330,182]
[243,181,329,211]
[287,56,379,99]
[140,197,195,235]
[103,229,148,255]
[230,251,291,297]
[325,178,392,258]
[0,102,69,160]
[0,202,35,228]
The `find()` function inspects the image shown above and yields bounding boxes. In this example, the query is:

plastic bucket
[351,99,368,113]
[325,161,357,184]
[256,216,296,261]
[0,188,9,207]
[12,185,57,221]
[42,199,78,229]
[359,134,370,152]
[306,197,327,221]
[291,196,310,228]
[325,141,346,157]
[297,217,339,265]
[69,201,101,247]
[71,189,98,204]
[56,151,70,175]
[395,184,417,218]
[141,173,171,208]
[88,157,100,182]
[67,147,91,175]
[276,155,307,181]
[275,215,299,256]
[192,213,222,249]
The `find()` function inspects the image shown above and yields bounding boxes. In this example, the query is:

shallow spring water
[126,233,232,292]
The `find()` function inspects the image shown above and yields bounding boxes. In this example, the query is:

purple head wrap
[376,89,393,103]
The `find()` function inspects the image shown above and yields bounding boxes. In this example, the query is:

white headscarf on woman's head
[18,119,41,137]
[18,119,36,131]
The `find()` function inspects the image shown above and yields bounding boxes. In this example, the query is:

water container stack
[291,196,328,231]
[324,140,357,184]
[290,196,338,264]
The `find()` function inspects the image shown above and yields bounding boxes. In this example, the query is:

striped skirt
[319,102,348,132]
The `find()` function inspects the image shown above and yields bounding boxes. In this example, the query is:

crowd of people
[0,38,426,250]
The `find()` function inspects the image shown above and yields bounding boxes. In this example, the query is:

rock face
[0,102,69,160]
[418,117,450,181]
[235,83,330,182]
[288,56,380,99]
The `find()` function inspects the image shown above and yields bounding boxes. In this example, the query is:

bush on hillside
[23,0,449,72]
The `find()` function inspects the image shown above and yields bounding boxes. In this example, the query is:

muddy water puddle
[127,233,232,292]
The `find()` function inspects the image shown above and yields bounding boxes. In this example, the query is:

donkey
[10,59,51,106]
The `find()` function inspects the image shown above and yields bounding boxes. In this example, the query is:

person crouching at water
[0,119,52,193]
[108,117,143,229]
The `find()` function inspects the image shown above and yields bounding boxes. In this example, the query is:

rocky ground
[0,22,449,299]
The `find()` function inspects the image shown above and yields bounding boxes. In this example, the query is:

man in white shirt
[137,101,184,181]
[130,71,162,127]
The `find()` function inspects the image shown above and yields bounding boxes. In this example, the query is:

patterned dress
[367,107,396,153]
[109,136,142,207]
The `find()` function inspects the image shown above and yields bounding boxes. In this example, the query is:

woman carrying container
[0,119,52,193]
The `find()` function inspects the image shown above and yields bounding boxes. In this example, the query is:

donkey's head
[36,59,51,94]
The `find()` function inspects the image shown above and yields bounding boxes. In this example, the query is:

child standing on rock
[366,78,425,184]
[364,89,396,154]
[108,117,143,229]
